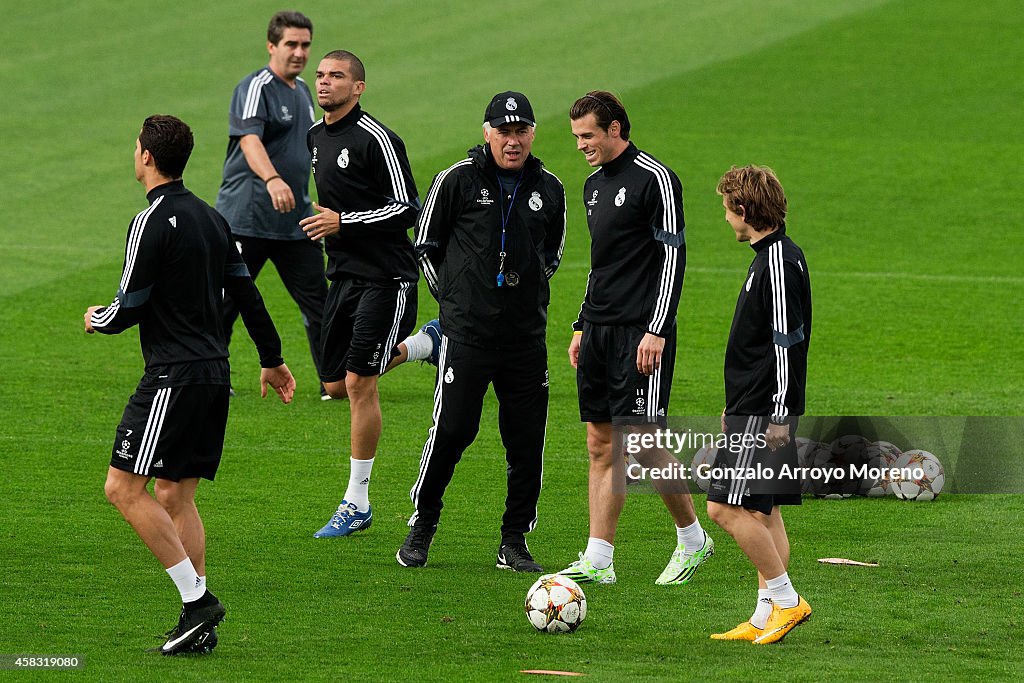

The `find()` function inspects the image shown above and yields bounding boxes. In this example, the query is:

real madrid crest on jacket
[573,142,686,337]
[307,103,419,283]
[415,144,567,348]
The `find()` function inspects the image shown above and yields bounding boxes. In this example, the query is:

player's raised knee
[706,500,732,526]
[103,468,136,509]
[323,379,348,400]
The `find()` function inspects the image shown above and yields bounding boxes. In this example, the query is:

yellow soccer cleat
[710,621,763,641]
[753,596,812,644]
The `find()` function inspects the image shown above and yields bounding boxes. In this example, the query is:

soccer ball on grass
[525,574,587,633]
[860,441,902,497]
[891,449,945,501]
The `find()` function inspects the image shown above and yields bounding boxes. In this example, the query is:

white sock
[402,329,433,362]
[583,537,614,569]
[198,576,207,594]
[751,588,773,629]
[167,557,204,603]
[344,457,374,512]
[676,519,706,553]
[765,572,799,608]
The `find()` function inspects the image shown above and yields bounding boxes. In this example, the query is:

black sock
[185,589,217,610]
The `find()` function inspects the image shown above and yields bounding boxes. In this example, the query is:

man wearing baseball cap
[397,92,567,572]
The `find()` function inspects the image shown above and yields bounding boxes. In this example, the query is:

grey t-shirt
[216,68,316,240]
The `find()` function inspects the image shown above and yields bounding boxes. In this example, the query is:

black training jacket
[724,227,812,421]
[308,104,419,283]
[572,142,686,337]
[90,180,283,386]
[415,145,566,349]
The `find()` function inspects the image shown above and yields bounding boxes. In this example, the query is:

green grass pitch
[1,0,1022,680]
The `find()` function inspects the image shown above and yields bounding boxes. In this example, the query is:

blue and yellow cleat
[313,501,372,538]
[421,320,442,366]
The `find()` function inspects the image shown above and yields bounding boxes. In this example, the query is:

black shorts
[706,415,802,515]
[109,381,229,481]
[576,322,675,424]
[320,279,417,381]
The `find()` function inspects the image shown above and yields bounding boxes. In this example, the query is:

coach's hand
[568,332,582,368]
[765,422,791,452]
[261,364,296,404]
[300,203,341,240]
[636,332,665,376]
[83,305,102,333]
[266,176,296,214]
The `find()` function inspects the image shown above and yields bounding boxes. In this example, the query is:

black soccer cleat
[155,625,218,655]
[182,626,218,654]
[396,525,436,568]
[496,542,544,573]
[160,591,226,656]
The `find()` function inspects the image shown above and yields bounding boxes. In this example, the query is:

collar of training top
[323,103,364,133]
[750,224,788,252]
[146,179,187,202]
[599,141,639,177]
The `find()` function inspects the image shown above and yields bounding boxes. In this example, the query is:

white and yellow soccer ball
[891,449,945,501]
[525,574,587,633]
[860,441,903,497]
[690,445,718,493]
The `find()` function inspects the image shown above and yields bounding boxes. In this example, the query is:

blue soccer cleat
[421,319,442,366]
[313,501,372,538]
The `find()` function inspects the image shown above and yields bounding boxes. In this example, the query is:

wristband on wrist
[263,174,281,184]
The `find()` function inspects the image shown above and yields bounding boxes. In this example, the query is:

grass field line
[3,243,110,253]
[553,261,1024,284]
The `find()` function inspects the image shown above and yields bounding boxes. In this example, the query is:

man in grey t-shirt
[216,10,328,398]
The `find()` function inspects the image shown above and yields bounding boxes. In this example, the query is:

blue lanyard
[495,170,523,287]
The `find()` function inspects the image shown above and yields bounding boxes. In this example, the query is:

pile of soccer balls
[691,438,945,501]
[802,437,944,501]
[525,574,587,633]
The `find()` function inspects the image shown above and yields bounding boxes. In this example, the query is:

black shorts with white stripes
[706,415,802,515]
[109,380,229,481]
[320,278,417,381]
[576,321,675,425]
